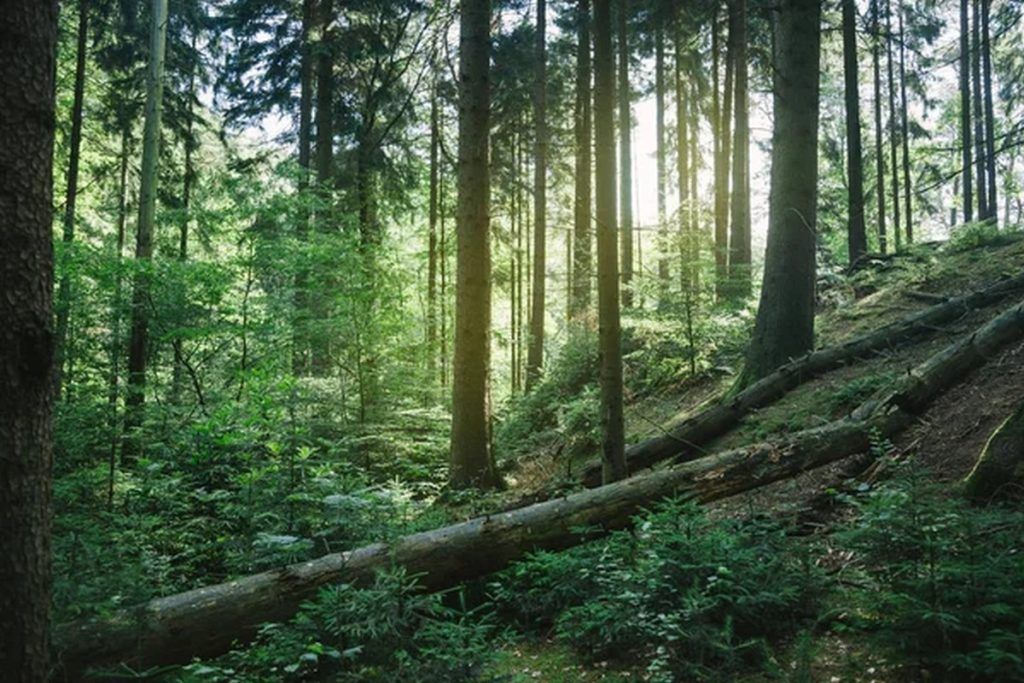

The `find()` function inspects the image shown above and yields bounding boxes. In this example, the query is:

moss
[963,401,1024,501]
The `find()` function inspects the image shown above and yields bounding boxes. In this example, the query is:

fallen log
[579,271,1024,487]
[54,298,1024,679]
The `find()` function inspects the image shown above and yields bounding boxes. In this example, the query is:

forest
[2,0,1024,680]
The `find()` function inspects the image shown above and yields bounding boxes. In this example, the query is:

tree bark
[728,0,751,299]
[655,24,669,307]
[971,0,988,220]
[54,0,89,399]
[527,0,547,388]
[122,0,169,465]
[872,0,888,251]
[675,22,690,296]
[981,0,997,221]
[616,0,633,310]
[0,3,58,679]
[309,0,334,375]
[842,0,867,264]
[964,399,1024,501]
[885,0,901,251]
[717,3,735,299]
[292,0,315,376]
[572,0,592,319]
[427,80,439,378]
[594,0,626,483]
[450,0,499,489]
[898,7,913,244]
[54,296,1024,678]
[960,0,974,223]
[737,0,821,387]
[580,269,1024,486]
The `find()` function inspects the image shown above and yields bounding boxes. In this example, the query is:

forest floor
[486,231,1024,681]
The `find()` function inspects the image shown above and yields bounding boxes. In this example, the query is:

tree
[594,0,626,482]
[617,0,633,310]
[898,6,913,244]
[716,1,735,298]
[728,0,751,298]
[960,0,974,223]
[738,0,821,387]
[450,0,498,489]
[655,21,669,306]
[122,0,170,464]
[972,0,988,221]
[572,0,592,319]
[885,0,901,251]
[872,0,888,251]
[980,0,998,221]
[0,2,58,678]
[842,0,867,263]
[527,0,547,388]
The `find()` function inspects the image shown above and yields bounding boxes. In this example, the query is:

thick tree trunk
[885,0,901,251]
[54,0,89,399]
[964,400,1024,501]
[54,297,1024,678]
[309,0,334,375]
[872,0,888,251]
[450,0,498,489]
[981,0,997,222]
[580,268,1024,487]
[728,0,751,299]
[971,0,988,220]
[616,0,633,310]
[122,0,169,465]
[842,0,867,263]
[527,0,547,388]
[898,7,913,244]
[960,0,974,223]
[594,0,626,483]
[737,0,821,387]
[572,0,592,318]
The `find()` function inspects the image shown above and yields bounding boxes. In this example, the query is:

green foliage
[948,221,1022,252]
[182,567,499,682]
[838,458,1024,681]
[492,499,824,682]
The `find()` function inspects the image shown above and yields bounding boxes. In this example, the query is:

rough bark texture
[427,82,440,377]
[842,0,867,263]
[122,0,169,464]
[728,0,751,298]
[897,8,913,244]
[527,0,547,387]
[0,3,58,679]
[572,0,592,318]
[964,400,1024,500]
[655,24,669,306]
[594,0,626,483]
[450,0,498,488]
[738,0,821,386]
[616,0,632,310]
[292,0,315,375]
[971,0,988,220]
[309,0,334,375]
[580,270,1024,487]
[980,0,997,220]
[872,0,888,251]
[885,0,901,251]
[960,0,973,223]
[717,5,736,299]
[54,296,1024,678]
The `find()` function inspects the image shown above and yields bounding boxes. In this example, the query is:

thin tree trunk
[54,0,89,399]
[427,81,439,378]
[738,0,821,387]
[108,128,131,507]
[842,0,867,263]
[594,0,626,483]
[885,0,901,251]
[122,0,169,465]
[960,0,974,223]
[728,0,751,298]
[450,0,498,488]
[310,0,334,375]
[872,0,888,251]
[573,0,593,318]
[972,0,988,219]
[292,0,315,375]
[675,24,689,296]
[717,4,735,299]
[898,6,913,244]
[527,0,547,388]
[616,0,633,310]
[0,3,58,679]
[712,4,729,293]
[655,25,669,307]
[981,0,997,222]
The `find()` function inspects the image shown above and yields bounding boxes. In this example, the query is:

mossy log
[963,401,1024,500]
[579,272,1024,487]
[53,298,1024,679]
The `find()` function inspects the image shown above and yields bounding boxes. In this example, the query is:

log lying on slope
[54,298,1024,679]
[579,271,1024,487]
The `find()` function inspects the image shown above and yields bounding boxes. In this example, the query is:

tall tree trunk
[716,3,735,299]
[54,0,89,399]
[122,0,169,465]
[675,24,690,295]
[309,0,334,375]
[0,3,58,679]
[572,0,592,319]
[655,24,669,307]
[885,0,901,251]
[871,0,888,251]
[981,0,997,222]
[450,0,499,489]
[738,0,821,387]
[842,0,867,263]
[292,0,315,375]
[960,0,973,223]
[971,0,988,220]
[594,0,626,483]
[527,0,547,388]
[616,0,633,310]
[108,127,131,506]
[728,0,751,298]
[427,82,440,380]
[897,7,913,244]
